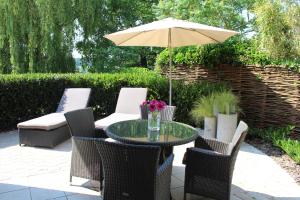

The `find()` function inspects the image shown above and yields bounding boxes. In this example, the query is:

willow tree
[0,0,75,73]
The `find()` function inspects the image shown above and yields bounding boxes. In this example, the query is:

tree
[253,0,300,59]
[75,0,159,72]
[154,0,256,33]
[0,0,76,73]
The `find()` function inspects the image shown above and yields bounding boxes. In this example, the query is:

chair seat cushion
[17,113,67,131]
[95,113,140,130]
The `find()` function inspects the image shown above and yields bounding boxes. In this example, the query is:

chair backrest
[229,121,248,160]
[115,88,147,115]
[95,139,160,200]
[64,108,95,137]
[227,121,248,154]
[160,106,176,121]
[56,88,91,113]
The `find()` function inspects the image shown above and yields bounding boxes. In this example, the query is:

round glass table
[106,119,198,146]
[106,120,198,163]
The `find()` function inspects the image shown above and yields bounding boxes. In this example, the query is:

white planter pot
[204,117,216,139]
[217,113,238,143]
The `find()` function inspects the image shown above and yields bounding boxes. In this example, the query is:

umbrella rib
[177,27,221,43]
[116,31,151,46]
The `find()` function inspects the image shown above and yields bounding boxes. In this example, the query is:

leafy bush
[0,68,227,131]
[249,126,300,164]
[155,37,300,72]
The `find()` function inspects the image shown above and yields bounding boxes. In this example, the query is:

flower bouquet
[140,99,166,131]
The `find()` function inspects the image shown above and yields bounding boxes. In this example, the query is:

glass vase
[148,111,161,131]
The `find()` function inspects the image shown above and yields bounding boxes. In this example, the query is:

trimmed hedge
[0,68,226,131]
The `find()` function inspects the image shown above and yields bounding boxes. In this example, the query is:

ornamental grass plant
[190,94,216,126]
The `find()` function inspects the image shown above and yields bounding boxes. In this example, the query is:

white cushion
[95,113,140,130]
[115,88,147,115]
[17,113,66,131]
[56,88,91,113]
[228,121,248,154]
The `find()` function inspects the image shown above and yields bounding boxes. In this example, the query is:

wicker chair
[183,121,248,200]
[94,138,174,200]
[64,108,103,190]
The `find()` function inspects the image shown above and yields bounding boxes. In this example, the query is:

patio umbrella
[104,17,238,105]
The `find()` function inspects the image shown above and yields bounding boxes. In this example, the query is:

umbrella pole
[168,29,172,106]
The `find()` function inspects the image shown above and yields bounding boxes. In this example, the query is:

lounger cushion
[17,113,66,131]
[115,88,147,115]
[95,113,140,130]
[56,88,91,113]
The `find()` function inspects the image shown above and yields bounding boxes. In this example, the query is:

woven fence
[161,65,300,138]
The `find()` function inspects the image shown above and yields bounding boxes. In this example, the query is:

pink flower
[143,99,167,112]
[156,100,166,111]
[149,103,156,112]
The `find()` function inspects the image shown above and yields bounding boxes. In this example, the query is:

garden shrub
[0,68,227,131]
[155,37,300,72]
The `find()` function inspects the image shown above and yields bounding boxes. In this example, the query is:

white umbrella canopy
[104,17,238,105]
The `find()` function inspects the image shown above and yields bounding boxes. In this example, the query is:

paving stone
[66,193,102,200]
[30,187,66,200]
[0,188,31,200]
[171,176,184,189]
[0,130,300,200]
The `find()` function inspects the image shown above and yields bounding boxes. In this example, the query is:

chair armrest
[185,147,231,181]
[156,154,174,200]
[195,136,230,154]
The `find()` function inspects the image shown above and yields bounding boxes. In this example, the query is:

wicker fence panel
[162,65,300,137]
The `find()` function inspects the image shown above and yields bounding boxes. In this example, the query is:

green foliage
[154,0,256,32]
[0,68,226,130]
[190,94,216,125]
[155,37,300,71]
[190,89,239,126]
[249,126,300,164]
[155,0,300,71]
[253,0,300,60]
[214,90,239,114]
[75,0,159,71]
[155,37,240,68]
[0,0,76,73]
[0,0,160,73]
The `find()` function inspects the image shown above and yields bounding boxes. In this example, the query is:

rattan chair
[94,138,174,200]
[183,121,248,200]
[64,108,103,190]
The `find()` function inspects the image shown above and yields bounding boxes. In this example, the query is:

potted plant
[191,94,217,138]
[214,90,239,143]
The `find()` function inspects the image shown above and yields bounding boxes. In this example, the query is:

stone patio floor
[0,130,300,200]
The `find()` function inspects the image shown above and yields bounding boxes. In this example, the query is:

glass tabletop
[106,120,198,146]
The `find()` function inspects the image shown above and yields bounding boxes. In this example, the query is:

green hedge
[155,37,300,72]
[0,68,226,131]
